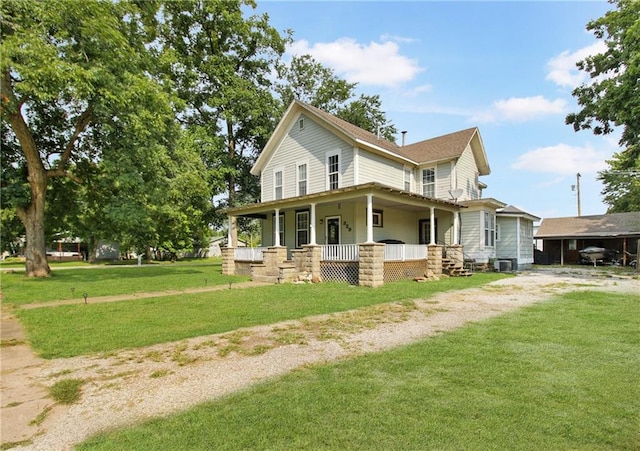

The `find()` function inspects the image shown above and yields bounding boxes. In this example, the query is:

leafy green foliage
[275,54,398,142]
[275,54,355,112]
[567,0,640,212]
[157,0,289,231]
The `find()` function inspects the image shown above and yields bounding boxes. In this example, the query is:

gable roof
[395,128,490,175]
[252,100,490,175]
[535,212,640,239]
[497,205,540,222]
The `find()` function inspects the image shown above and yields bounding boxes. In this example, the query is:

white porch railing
[384,244,428,261]
[322,244,359,261]
[234,247,267,262]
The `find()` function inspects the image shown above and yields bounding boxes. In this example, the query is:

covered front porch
[223,183,468,286]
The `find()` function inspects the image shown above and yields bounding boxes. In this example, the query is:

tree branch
[58,107,93,170]
[1,69,45,176]
[46,169,82,183]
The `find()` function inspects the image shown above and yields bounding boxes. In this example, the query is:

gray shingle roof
[535,212,640,238]
[302,101,478,165]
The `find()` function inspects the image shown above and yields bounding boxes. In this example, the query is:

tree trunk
[17,175,51,277]
[226,120,238,247]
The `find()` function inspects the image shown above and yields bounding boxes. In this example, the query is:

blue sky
[254,0,618,220]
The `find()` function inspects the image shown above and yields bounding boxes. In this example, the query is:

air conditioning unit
[497,259,512,272]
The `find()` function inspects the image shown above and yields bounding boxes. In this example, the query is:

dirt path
[1,269,638,450]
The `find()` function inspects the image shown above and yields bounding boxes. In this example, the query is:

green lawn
[16,274,507,358]
[78,291,640,450]
[1,261,247,306]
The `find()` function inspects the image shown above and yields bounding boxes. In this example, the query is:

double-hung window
[274,169,283,200]
[404,167,412,191]
[422,168,435,197]
[327,151,340,190]
[296,211,309,248]
[297,163,307,196]
[484,211,495,247]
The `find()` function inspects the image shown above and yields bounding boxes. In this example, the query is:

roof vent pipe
[401,130,407,146]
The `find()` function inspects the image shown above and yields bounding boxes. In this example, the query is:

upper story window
[404,167,412,191]
[274,169,283,200]
[484,211,495,247]
[326,151,340,190]
[297,163,307,196]
[422,167,435,197]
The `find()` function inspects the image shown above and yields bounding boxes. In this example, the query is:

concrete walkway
[0,280,267,447]
[1,308,50,445]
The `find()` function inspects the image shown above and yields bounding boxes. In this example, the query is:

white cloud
[287,37,423,87]
[471,96,568,123]
[402,84,433,97]
[546,41,607,88]
[380,34,417,44]
[512,143,610,175]
[536,176,567,188]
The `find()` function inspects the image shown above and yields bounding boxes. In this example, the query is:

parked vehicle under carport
[578,246,620,266]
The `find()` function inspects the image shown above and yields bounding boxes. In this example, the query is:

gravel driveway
[2,267,638,450]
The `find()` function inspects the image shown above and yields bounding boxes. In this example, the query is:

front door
[326,216,341,244]
[419,219,438,244]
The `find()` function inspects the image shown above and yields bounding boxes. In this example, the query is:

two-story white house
[223,100,538,285]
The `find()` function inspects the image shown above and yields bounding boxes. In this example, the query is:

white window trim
[404,165,413,192]
[273,167,284,200]
[326,150,341,191]
[484,211,495,248]
[296,160,308,197]
[422,166,436,198]
[496,223,501,242]
[353,147,359,185]
[295,210,310,248]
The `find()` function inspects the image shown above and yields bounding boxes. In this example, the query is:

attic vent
[299,118,304,129]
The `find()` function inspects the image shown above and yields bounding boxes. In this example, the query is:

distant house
[205,237,248,257]
[223,100,538,285]
[535,212,640,265]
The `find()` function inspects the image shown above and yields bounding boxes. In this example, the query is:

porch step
[252,274,280,284]
[442,258,473,277]
[278,263,299,284]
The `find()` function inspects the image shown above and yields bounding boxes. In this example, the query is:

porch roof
[225,182,464,218]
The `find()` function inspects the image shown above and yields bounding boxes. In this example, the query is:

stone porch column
[304,245,322,281]
[427,244,443,276]
[221,247,236,276]
[263,246,288,269]
[359,243,385,287]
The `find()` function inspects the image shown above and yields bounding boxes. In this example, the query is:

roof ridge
[298,100,400,151]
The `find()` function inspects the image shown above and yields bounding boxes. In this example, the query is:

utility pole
[576,172,581,217]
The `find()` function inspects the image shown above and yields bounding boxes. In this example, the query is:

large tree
[566,0,640,212]
[157,0,289,241]
[0,0,173,276]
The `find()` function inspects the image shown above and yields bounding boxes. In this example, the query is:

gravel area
[2,268,638,450]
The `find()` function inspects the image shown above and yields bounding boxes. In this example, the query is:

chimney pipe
[401,130,407,146]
